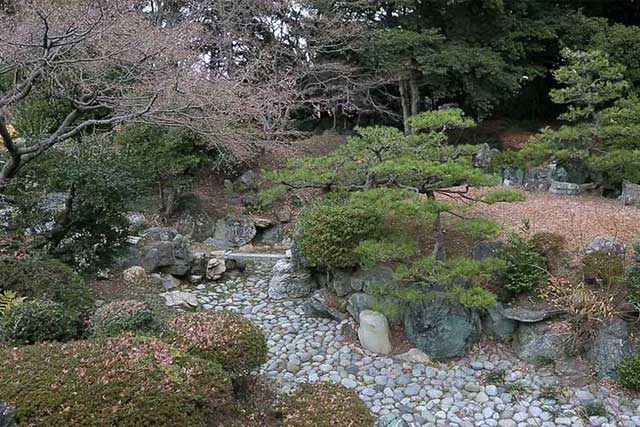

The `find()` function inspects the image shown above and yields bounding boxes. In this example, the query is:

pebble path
[190,262,640,427]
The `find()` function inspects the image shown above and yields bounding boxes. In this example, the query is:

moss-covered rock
[0,257,93,314]
[283,383,375,427]
[0,336,233,427]
[168,311,267,376]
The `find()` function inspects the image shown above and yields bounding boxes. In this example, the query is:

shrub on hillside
[625,242,640,308]
[283,383,375,427]
[618,354,640,390]
[0,257,93,314]
[0,299,81,345]
[498,236,548,296]
[582,252,625,286]
[91,300,158,337]
[0,336,233,427]
[531,232,567,274]
[168,311,267,377]
[297,200,383,268]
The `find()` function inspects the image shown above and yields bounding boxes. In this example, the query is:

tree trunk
[0,117,22,192]
[409,70,420,119]
[399,78,411,135]
[432,211,446,261]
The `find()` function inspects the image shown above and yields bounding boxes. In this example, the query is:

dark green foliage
[297,199,383,268]
[626,242,640,308]
[582,252,625,286]
[618,354,640,390]
[283,382,375,427]
[168,311,268,377]
[0,336,234,427]
[580,400,608,417]
[481,189,527,204]
[0,299,81,345]
[12,94,74,140]
[90,300,158,337]
[0,257,93,315]
[498,236,548,296]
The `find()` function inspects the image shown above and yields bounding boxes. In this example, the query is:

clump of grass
[505,381,527,397]
[482,188,527,204]
[539,385,560,401]
[484,370,505,386]
[580,400,608,418]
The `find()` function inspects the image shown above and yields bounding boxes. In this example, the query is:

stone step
[225,252,289,262]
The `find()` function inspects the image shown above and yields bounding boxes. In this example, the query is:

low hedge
[0,336,233,427]
[283,383,375,427]
[90,300,157,337]
[168,311,267,376]
[0,257,93,314]
[0,299,81,345]
[618,354,640,391]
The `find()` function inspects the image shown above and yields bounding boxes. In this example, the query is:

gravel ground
[186,262,640,427]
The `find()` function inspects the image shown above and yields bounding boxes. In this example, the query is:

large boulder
[350,266,394,293]
[304,289,346,321]
[482,303,517,341]
[268,259,316,300]
[142,241,176,273]
[549,180,581,196]
[206,217,257,248]
[523,166,553,191]
[586,236,626,256]
[512,321,571,363]
[330,269,354,297]
[404,293,482,360]
[502,168,525,187]
[586,318,635,379]
[347,293,380,320]
[0,403,16,427]
[358,310,393,355]
[621,180,640,207]
[206,257,226,281]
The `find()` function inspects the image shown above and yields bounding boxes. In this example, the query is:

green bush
[91,300,158,337]
[582,252,625,286]
[168,311,267,377]
[0,257,93,315]
[498,236,548,296]
[625,242,640,307]
[283,383,375,427]
[297,200,383,268]
[0,299,81,345]
[448,286,497,309]
[481,188,527,204]
[619,354,640,390]
[0,336,233,427]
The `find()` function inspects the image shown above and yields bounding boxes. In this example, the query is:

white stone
[206,257,226,280]
[160,290,199,308]
[357,310,393,355]
[123,266,147,285]
[395,348,431,364]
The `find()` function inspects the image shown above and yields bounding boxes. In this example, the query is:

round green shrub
[297,201,383,268]
[91,300,157,337]
[0,299,81,345]
[283,383,375,427]
[0,257,93,314]
[0,336,233,427]
[498,236,548,296]
[168,311,267,376]
[618,354,640,390]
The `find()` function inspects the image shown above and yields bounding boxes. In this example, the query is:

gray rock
[256,225,283,245]
[404,293,482,360]
[549,180,581,196]
[586,236,626,256]
[206,257,226,281]
[395,348,431,364]
[0,403,16,427]
[502,306,560,323]
[472,240,505,261]
[235,170,257,190]
[304,288,346,321]
[350,266,395,293]
[378,412,410,427]
[512,322,570,362]
[358,310,393,355]
[347,292,380,320]
[161,274,181,290]
[586,318,635,378]
[523,166,553,191]
[160,290,198,308]
[473,143,499,169]
[142,241,176,273]
[621,180,640,207]
[207,217,257,248]
[330,269,354,297]
[142,227,178,242]
[483,303,517,341]
[502,168,525,187]
[268,259,316,300]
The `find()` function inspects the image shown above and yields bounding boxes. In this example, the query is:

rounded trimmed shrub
[498,236,548,296]
[91,300,157,337]
[283,383,375,427]
[0,257,93,314]
[168,311,267,376]
[297,201,382,268]
[0,336,233,427]
[618,354,640,390]
[0,299,81,345]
